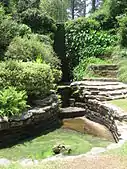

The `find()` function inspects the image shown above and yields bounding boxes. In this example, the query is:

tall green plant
[0,87,28,117]
[65,17,116,78]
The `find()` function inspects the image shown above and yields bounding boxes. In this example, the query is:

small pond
[0,123,112,160]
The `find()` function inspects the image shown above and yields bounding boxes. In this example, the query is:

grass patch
[108,99,127,112]
[0,129,111,160]
[104,141,127,156]
[0,162,63,169]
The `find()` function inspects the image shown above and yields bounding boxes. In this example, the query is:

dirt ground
[41,155,127,169]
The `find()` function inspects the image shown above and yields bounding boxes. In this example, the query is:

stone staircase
[71,78,127,101]
[87,64,118,78]
[58,64,127,143]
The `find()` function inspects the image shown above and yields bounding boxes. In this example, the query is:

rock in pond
[62,117,114,141]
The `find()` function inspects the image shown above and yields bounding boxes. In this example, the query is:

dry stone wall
[70,86,127,142]
[58,82,127,142]
[74,100,121,142]
[0,94,60,148]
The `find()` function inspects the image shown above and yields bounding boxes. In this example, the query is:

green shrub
[0,86,28,117]
[112,47,127,83]
[73,57,111,80]
[117,14,127,47]
[65,17,117,78]
[19,8,56,34]
[118,59,127,83]
[28,34,53,46]
[105,0,127,18]
[91,11,118,30]
[0,4,5,22]
[17,0,40,13]
[112,47,127,61]
[0,60,61,98]
[0,17,31,57]
[5,35,60,67]
[90,0,127,31]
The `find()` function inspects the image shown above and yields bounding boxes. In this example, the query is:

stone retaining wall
[70,92,123,142]
[58,84,125,142]
[0,94,60,148]
[75,100,121,142]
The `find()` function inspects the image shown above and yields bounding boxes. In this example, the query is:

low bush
[118,59,127,83]
[112,47,127,83]
[0,60,61,99]
[5,35,60,67]
[73,57,111,80]
[0,86,28,117]
[112,46,127,61]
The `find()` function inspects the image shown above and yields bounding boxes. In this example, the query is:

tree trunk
[92,0,96,12]
[83,0,86,16]
[71,0,75,19]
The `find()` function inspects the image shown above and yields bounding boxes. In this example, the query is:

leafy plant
[0,16,31,57]
[73,57,111,80]
[0,86,28,117]
[19,8,56,34]
[65,17,117,79]
[117,14,127,47]
[112,47,127,83]
[0,60,61,99]
[5,35,60,67]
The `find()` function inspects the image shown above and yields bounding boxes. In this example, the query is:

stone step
[87,65,118,78]
[60,107,86,119]
[110,94,127,100]
[84,95,110,101]
[71,81,124,87]
[99,89,127,96]
[81,85,127,91]
[82,78,118,82]
[88,64,118,71]
[84,94,127,101]
[88,70,118,78]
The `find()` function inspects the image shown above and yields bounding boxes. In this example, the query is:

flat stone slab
[99,89,127,96]
[61,107,85,113]
[82,78,118,82]
[60,107,86,118]
[71,81,126,87]
[80,84,127,91]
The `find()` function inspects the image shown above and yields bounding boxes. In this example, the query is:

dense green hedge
[5,35,60,67]
[65,17,117,78]
[19,8,57,34]
[0,61,61,99]
[0,16,31,57]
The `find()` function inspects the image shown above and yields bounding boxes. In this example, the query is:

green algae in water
[0,129,112,160]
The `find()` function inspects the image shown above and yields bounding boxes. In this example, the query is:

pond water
[0,125,112,160]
